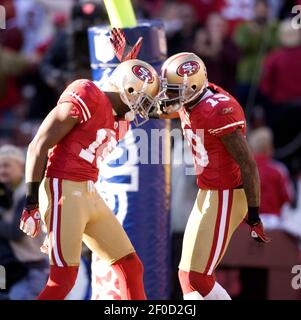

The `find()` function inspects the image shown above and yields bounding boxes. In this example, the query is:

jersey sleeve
[207,101,246,137]
[57,79,100,124]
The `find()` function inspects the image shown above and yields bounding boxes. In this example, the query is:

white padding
[183,291,204,300]
[204,282,231,300]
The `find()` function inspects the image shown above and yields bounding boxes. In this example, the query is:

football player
[19,57,160,300]
[109,30,270,300]
[156,52,270,300]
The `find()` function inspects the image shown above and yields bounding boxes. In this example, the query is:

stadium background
[0,0,301,300]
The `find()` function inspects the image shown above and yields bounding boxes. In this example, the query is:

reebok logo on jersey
[220,107,233,115]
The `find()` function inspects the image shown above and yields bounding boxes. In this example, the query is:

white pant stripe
[52,178,64,267]
[207,190,229,275]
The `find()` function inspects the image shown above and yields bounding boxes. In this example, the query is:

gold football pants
[39,178,134,266]
[179,188,248,274]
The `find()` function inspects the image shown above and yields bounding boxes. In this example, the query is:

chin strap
[118,78,156,126]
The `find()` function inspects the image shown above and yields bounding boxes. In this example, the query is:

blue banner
[88,21,171,299]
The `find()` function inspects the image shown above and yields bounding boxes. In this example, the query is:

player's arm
[149,112,179,120]
[220,129,260,207]
[26,103,78,183]
[148,103,180,120]
[20,103,78,237]
[220,129,270,243]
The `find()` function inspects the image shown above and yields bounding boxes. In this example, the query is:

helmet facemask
[158,78,185,113]
[159,74,207,114]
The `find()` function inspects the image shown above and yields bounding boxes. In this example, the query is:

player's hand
[40,236,49,255]
[110,27,143,62]
[245,219,271,243]
[20,205,41,238]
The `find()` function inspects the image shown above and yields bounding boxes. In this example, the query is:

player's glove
[20,182,41,238]
[110,27,143,62]
[245,206,271,243]
[20,205,41,238]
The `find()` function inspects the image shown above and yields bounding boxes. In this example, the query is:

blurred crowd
[0,0,301,299]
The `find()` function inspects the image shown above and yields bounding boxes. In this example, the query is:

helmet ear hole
[191,85,197,90]
[128,87,134,93]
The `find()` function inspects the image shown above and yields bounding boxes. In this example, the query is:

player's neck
[201,88,214,101]
[104,91,129,117]
[184,88,213,110]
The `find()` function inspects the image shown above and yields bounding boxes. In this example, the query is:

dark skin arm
[25,103,79,183]
[221,129,271,243]
[220,129,260,208]
[148,109,180,119]
[158,112,180,119]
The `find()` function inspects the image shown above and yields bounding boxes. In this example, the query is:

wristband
[247,206,260,224]
[25,182,40,207]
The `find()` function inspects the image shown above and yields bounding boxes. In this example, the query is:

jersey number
[206,94,230,107]
[185,129,209,168]
[79,129,117,164]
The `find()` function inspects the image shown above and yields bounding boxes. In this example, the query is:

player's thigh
[83,193,134,265]
[39,178,87,266]
[179,189,220,273]
[180,189,247,274]
[215,189,247,267]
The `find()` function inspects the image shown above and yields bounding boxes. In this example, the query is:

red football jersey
[179,83,246,190]
[45,79,129,182]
